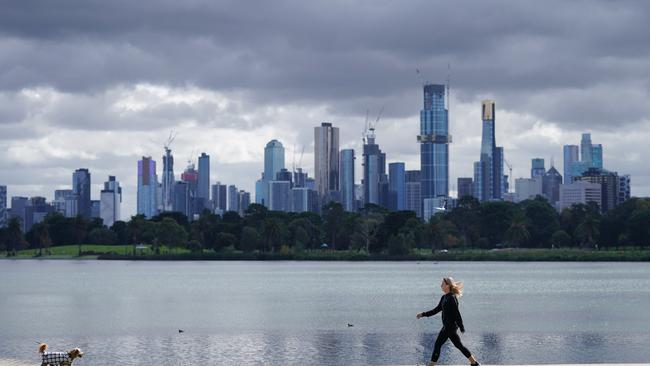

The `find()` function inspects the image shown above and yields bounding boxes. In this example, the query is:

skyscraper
[457,178,473,199]
[161,147,175,212]
[314,122,340,207]
[618,175,631,204]
[238,190,250,215]
[592,144,603,169]
[581,133,593,165]
[405,170,422,218]
[473,100,504,201]
[575,168,619,212]
[339,149,355,212]
[137,156,159,218]
[172,181,190,218]
[363,128,387,207]
[265,140,285,184]
[181,162,200,219]
[388,162,406,211]
[197,153,210,202]
[419,84,451,204]
[268,181,291,212]
[100,176,121,227]
[563,145,579,184]
[531,158,545,179]
[228,185,239,212]
[211,182,228,213]
[542,167,563,206]
[72,168,91,219]
[0,185,7,228]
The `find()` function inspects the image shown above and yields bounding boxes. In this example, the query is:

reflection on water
[1,261,650,365]
[3,332,650,365]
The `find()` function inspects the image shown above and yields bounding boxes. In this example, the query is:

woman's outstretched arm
[417,296,443,318]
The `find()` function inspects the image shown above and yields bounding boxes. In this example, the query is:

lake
[1,260,649,365]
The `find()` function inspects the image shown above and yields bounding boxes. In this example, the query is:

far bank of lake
[3,245,650,261]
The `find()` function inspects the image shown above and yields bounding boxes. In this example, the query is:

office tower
[276,168,293,184]
[293,168,308,188]
[255,174,265,204]
[363,127,387,207]
[90,200,100,219]
[592,144,603,169]
[64,194,79,218]
[581,133,593,165]
[340,149,355,212]
[563,145,579,184]
[515,178,543,202]
[405,170,422,218]
[531,158,545,179]
[100,176,122,227]
[181,162,201,218]
[291,187,318,213]
[473,100,504,201]
[314,122,340,207]
[618,175,631,204]
[457,178,473,199]
[0,185,7,228]
[559,181,602,212]
[388,162,406,211]
[72,168,91,219]
[228,185,239,212]
[419,84,451,205]
[29,197,54,229]
[9,197,29,232]
[575,168,619,212]
[238,191,250,215]
[172,181,190,218]
[542,167,563,206]
[265,140,285,185]
[137,156,159,218]
[53,189,72,214]
[197,153,210,201]
[268,181,291,212]
[211,182,228,213]
[162,147,175,211]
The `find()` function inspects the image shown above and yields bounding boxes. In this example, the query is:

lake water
[1,260,649,365]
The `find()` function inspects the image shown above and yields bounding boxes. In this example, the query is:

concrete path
[2,360,649,366]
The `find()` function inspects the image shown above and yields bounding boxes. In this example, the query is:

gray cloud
[1,0,650,216]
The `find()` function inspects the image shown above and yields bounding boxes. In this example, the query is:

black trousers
[431,325,472,362]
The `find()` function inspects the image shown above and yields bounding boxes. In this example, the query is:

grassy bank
[3,246,650,261]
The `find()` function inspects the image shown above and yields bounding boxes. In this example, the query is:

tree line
[2,196,649,256]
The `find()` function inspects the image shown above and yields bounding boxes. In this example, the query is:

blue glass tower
[419,84,450,204]
[339,149,355,212]
[473,100,504,201]
[388,162,406,211]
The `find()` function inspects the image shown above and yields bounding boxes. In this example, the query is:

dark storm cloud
[2,0,650,128]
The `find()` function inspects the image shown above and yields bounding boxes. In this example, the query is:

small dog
[38,343,83,366]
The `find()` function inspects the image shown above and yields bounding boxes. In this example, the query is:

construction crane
[504,158,513,193]
[164,130,176,150]
[362,106,385,144]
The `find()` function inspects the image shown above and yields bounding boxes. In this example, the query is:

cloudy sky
[1,0,649,218]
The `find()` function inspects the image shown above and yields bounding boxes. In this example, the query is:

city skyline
[2,1,649,218]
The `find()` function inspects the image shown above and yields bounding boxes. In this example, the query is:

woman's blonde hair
[443,277,463,297]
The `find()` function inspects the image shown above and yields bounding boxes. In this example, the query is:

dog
[38,343,83,366]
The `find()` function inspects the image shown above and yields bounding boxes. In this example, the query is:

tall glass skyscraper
[137,156,159,218]
[473,100,504,201]
[388,162,406,211]
[198,152,210,201]
[314,122,340,207]
[581,133,593,164]
[363,128,387,206]
[405,170,422,218]
[563,145,579,184]
[0,185,7,228]
[531,158,545,179]
[592,144,603,169]
[419,84,450,203]
[162,147,175,212]
[339,149,355,212]
[100,176,121,227]
[73,168,91,219]
[264,140,285,182]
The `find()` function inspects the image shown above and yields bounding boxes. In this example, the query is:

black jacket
[422,292,465,331]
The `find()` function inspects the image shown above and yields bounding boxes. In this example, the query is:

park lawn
[2,244,192,258]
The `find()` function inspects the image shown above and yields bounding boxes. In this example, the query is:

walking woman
[416,277,480,366]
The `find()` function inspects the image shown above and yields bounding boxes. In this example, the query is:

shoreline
[3,248,650,262]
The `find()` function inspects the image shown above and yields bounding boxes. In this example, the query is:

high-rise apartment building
[339,149,355,212]
[419,84,450,204]
[137,156,159,218]
[314,122,340,207]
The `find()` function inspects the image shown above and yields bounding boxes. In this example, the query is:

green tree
[240,226,261,253]
[73,216,88,256]
[520,197,559,248]
[5,218,26,256]
[322,202,344,249]
[213,232,237,252]
[387,233,413,256]
[127,214,147,255]
[480,201,518,247]
[110,221,130,245]
[550,230,572,248]
[156,218,187,252]
[88,227,117,245]
[262,217,283,252]
[626,208,650,248]
[575,213,600,249]
[505,213,531,248]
